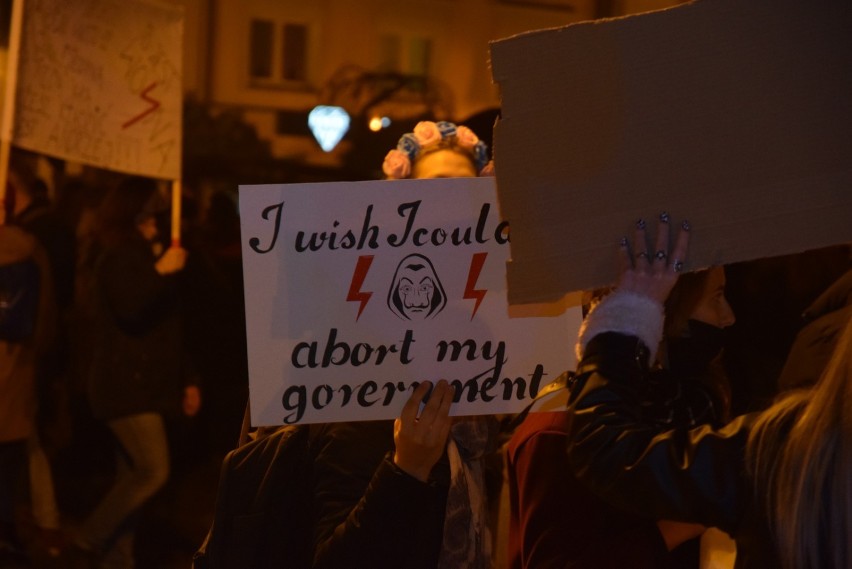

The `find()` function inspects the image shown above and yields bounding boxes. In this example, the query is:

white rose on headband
[455,125,480,149]
[383,149,411,179]
[413,121,442,147]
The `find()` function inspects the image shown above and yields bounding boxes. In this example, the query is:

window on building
[408,37,431,77]
[248,19,310,87]
[407,37,431,92]
[249,19,274,79]
[375,34,431,91]
[378,35,401,73]
[282,23,308,82]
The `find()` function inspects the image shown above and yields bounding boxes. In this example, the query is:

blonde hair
[747,316,852,569]
[415,138,477,164]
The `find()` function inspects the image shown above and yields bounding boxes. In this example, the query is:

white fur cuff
[575,290,664,363]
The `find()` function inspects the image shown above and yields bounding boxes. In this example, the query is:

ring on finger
[672,260,684,273]
[654,250,668,261]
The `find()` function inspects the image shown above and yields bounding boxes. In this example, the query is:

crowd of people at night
[0,113,850,569]
[1,149,250,568]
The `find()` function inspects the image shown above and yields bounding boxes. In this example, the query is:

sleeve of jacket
[312,421,447,569]
[566,331,754,536]
[508,412,671,569]
[98,242,174,325]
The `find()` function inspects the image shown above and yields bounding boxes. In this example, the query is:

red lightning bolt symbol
[347,255,374,321]
[122,82,161,129]
[463,252,488,320]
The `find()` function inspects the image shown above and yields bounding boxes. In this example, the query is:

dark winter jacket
[567,332,778,569]
[87,235,185,421]
[310,420,450,569]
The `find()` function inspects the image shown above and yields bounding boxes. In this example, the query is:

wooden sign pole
[0,0,24,225]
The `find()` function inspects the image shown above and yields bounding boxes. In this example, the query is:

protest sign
[240,177,582,426]
[12,0,183,179]
[490,0,852,305]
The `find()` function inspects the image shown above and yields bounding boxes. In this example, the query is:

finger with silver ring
[668,220,690,274]
[618,236,632,274]
[633,219,650,269]
[651,212,671,273]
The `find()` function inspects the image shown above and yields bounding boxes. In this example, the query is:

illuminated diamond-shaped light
[308,106,350,152]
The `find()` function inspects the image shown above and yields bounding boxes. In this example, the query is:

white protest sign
[13,0,183,179]
[240,177,582,426]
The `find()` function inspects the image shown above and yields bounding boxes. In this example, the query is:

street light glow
[368,115,391,132]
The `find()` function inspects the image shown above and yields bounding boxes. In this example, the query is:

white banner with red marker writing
[12,0,183,180]
[240,177,582,426]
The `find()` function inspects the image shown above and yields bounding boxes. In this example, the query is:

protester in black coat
[87,231,186,421]
[310,419,449,569]
[566,217,852,569]
[309,121,499,569]
[65,176,198,569]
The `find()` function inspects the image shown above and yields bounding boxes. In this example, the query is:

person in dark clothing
[309,121,498,569]
[7,151,74,559]
[64,176,199,569]
[777,267,852,391]
[507,262,735,569]
[565,216,852,569]
[310,381,458,569]
[10,160,76,316]
[0,223,55,567]
[181,189,249,456]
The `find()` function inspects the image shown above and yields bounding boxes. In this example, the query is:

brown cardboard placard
[490,0,852,305]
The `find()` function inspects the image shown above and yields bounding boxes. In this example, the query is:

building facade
[176,0,682,177]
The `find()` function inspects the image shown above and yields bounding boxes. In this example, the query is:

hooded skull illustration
[387,253,447,320]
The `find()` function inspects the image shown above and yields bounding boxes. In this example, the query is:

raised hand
[393,380,454,482]
[618,212,690,303]
[182,385,201,417]
[155,245,188,275]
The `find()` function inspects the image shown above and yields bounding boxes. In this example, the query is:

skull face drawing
[387,253,447,320]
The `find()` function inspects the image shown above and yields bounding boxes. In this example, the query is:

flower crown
[382,120,493,180]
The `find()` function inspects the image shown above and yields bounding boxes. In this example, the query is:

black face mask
[666,319,727,376]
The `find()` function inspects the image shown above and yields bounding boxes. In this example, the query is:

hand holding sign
[617,213,691,305]
[155,245,187,275]
[393,380,454,482]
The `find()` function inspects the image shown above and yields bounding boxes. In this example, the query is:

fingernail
[636,218,646,230]
[619,236,628,247]
[681,220,691,231]
[659,211,670,223]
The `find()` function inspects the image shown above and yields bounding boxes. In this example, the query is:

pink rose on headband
[383,149,411,179]
[413,121,442,147]
[455,125,479,149]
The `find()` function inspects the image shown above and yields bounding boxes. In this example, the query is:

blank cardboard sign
[490,0,852,305]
